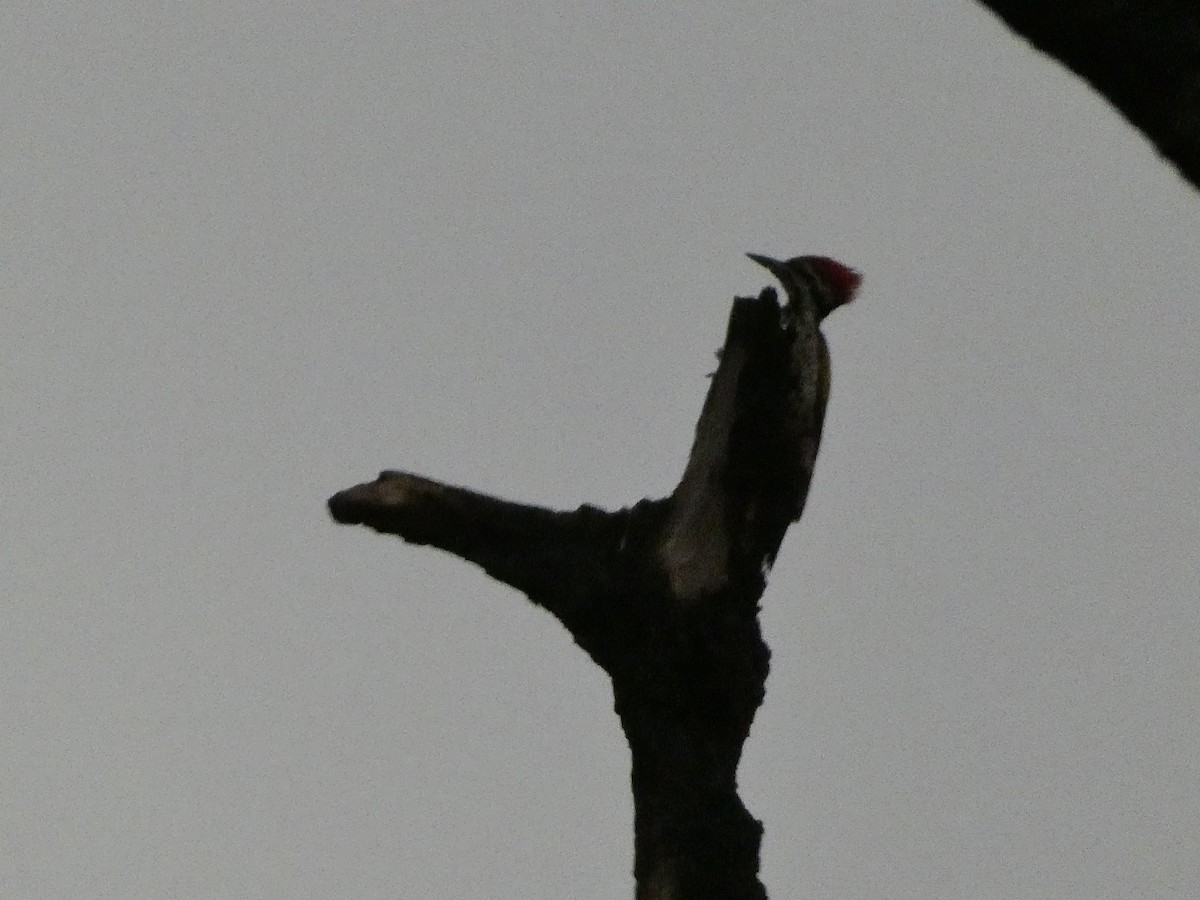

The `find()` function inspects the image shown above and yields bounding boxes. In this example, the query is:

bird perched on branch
[745,251,860,431]
[739,252,860,532]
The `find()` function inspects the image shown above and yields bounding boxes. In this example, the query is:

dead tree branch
[328,257,858,900]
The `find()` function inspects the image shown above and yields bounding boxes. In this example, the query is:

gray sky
[4,2,1198,898]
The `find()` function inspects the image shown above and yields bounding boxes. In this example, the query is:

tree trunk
[328,273,848,899]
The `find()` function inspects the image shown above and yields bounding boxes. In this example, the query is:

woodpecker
[745,253,861,320]
[744,252,860,527]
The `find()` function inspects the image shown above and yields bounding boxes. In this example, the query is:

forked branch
[328,255,859,900]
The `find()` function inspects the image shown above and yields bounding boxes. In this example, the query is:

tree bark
[328,282,842,899]
[972,0,1200,192]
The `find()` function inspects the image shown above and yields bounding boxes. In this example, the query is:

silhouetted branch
[328,259,856,899]
[329,470,619,610]
[973,0,1200,191]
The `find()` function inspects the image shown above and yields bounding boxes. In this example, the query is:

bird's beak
[746,252,786,282]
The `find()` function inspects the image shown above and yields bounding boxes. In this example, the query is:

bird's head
[747,253,861,320]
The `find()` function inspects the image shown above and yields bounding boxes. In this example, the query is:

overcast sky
[4,2,1198,898]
